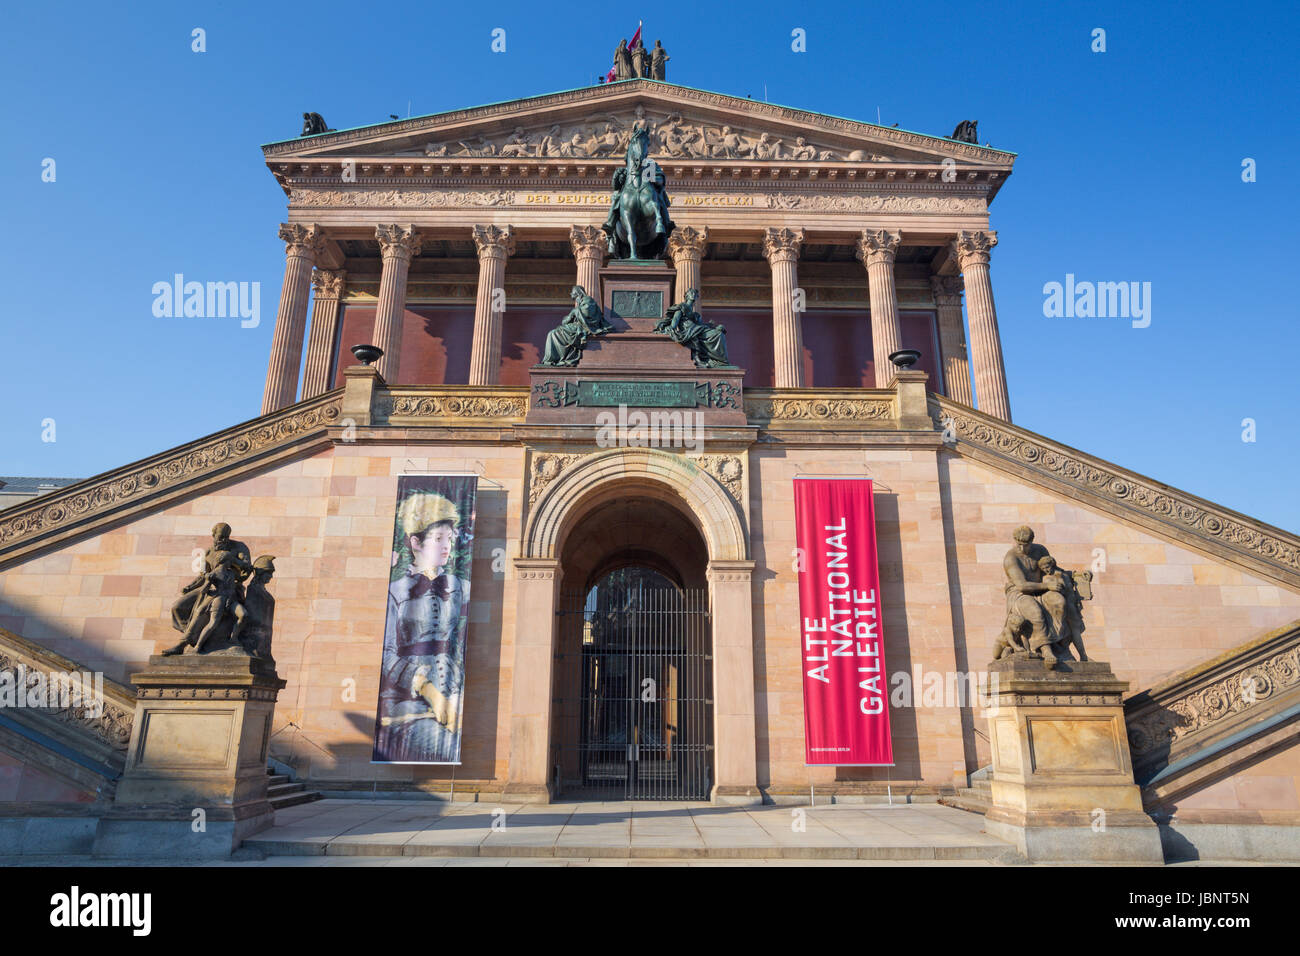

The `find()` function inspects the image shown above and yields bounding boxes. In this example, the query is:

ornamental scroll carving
[934,400,1300,583]
[291,188,513,208]
[746,396,893,424]
[1126,640,1300,761]
[0,647,134,754]
[529,452,590,503]
[380,393,528,422]
[695,455,744,501]
[0,395,343,557]
[768,193,986,214]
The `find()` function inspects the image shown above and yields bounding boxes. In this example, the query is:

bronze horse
[603,125,675,259]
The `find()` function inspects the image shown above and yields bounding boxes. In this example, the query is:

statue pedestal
[526,260,746,427]
[980,657,1164,862]
[92,653,286,859]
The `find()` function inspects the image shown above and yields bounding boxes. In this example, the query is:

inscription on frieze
[580,381,697,407]
[611,290,664,318]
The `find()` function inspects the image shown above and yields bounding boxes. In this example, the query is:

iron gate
[552,573,712,800]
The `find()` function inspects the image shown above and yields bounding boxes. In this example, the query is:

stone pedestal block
[93,653,286,858]
[981,657,1163,862]
[526,260,745,427]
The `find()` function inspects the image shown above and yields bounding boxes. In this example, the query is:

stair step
[269,790,323,810]
[938,789,992,816]
[268,782,306,797]
[267,774,290,785]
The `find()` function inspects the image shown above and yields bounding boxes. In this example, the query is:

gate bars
[551,577,713,800]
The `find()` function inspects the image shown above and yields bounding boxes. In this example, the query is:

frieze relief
[422,107,894,162]
[292,185,986,215]
[746,395,894,424]
[934,399,1300,583]
[380,392,528,422]
[0,648,134,753]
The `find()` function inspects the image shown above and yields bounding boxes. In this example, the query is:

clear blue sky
[2,1,1297,531]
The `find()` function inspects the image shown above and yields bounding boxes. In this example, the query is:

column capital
[930,274,965,306]
[569,224,606,260]
[472,224,516,259]
[375,224,422,262]
[953,230,998,269]
[762,226,804,264]
[278,223,327,261]
[311,268,346,300]
[667,225,709,263]
[855,229,902,267]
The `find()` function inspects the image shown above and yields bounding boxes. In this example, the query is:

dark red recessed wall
[331,304,944,393]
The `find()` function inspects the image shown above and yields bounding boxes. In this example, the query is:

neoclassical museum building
[1,75,1297,861]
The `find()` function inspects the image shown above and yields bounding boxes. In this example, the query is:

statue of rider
[602,124,675,258]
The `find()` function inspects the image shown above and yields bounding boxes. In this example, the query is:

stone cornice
[262,81,1016,166]
[931,396,1300,591]
[0,392,343,569]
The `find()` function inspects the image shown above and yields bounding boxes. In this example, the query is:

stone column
[372,224,422,384]
[569,225,606,299]
[261,223,324,414]
[468,225,516,386]
[505,558,561,801]
[856,229,903,387]
[954,230,1011,421]
[763,227,805,388]
[709,560,761,803]
[667,225,708,299]
[931,275,973,405]
[300,269,345,398]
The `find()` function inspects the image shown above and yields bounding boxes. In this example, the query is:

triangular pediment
[264,80,1014,170]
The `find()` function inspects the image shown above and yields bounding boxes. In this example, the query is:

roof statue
[951,120,978,143]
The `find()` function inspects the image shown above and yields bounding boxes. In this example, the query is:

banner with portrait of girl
[372,474,478,764]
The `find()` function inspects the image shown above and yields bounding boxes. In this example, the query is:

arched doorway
[550,493,713,800]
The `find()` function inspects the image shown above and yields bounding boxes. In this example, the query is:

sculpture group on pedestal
[540,285,613,367]
[164,522,277,661]
[993,525,1091,669]
[655,288,732,368]
[612,37,668,81]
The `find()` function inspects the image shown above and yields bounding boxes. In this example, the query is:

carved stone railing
[931,396,1300,591]
[0,391,344,568]
[1124,620,1300,808]
[0,625,136,789]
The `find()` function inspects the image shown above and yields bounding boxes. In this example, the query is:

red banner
[794,478,893,766]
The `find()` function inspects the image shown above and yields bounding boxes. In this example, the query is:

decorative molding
[0,393,343,562]
[930,275,964,306]
[569,224,606,259]
[772,193,984,214]
[379,389,528,424]
[292,188,514,208]
[746,393,894,424]
[136,686,280,702]
[932,397,1300,588]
